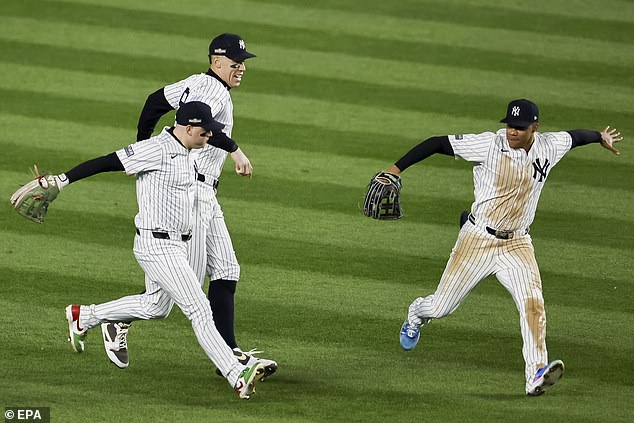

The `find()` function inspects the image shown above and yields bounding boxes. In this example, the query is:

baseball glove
[9,165,61,223]
[362,171,402,220]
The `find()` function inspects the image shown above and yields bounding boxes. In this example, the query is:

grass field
[1,0,633,421]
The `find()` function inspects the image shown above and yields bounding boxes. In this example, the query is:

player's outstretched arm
[9,154,123,223]
[387,136,454,175]
[600,126,624,155]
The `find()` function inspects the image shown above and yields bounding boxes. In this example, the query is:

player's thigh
[205,210,239,269]
[188,215,209,286]
[433,229,496,312]
[138,240,211,315]
[496,236,542,296]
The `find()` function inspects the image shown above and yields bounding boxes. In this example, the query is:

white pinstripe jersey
[163,73,233,180]
[448,129,572,231]
[116,127,196,234]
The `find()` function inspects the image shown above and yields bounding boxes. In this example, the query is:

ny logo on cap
[511,106,521,116]
[239,39,245,50]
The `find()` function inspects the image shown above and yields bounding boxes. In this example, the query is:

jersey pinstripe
[164,74,234,180]
[77,127,247,388]
[162,73,241,285]
[116,128,196,235]
[448,129,571,231]
[407,127,573,393]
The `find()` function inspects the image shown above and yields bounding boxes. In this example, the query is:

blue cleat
[526,360,565,396]
[400,320,421,351]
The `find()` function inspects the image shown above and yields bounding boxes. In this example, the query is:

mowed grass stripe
[3,52,633,133]
[252,0,634,42]
[0,85,497,138]
[1,103,630,187]
[1,17,633,93]
[2,1,632,421]
[4,265,632,398]
[3,151,630,254]
[2,7,634,90]
[405,0,634,23]
[2,136,631,253]
[2,38,633,112]
[4,263,632,359]
[36,0,634,58]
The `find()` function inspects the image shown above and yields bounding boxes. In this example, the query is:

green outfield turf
[1,0,633,421]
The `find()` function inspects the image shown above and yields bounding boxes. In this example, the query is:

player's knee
[150,303,173,319]
[182,298,213,322]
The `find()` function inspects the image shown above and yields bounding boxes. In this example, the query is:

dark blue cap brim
[227,51,257,61]
[500,117,536,127]
[202,121,225,132]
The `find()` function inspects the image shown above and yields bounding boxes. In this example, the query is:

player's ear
[211,55,222,69]
[531,122,539,132]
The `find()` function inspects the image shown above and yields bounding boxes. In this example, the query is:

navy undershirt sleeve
[137,88,174,141]
[64,152,124,183]
[207,132,239,152]
[568,129,601,148]
[394,136,454,171]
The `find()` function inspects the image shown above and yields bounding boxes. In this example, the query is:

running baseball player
[25,102,265,399]
[394,99,623,396]
[101,33,277,378]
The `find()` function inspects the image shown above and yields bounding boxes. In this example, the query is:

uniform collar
[165,127,190,154]
[205,69,231,91]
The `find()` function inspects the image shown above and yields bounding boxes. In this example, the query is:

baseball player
[394,99,623,396]
[59,101,265,399]
[101,33,278,378]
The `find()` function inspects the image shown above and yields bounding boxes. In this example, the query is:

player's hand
[230,148,253,177]
[600,126,623,155]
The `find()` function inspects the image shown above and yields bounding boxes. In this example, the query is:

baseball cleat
[66,304,87,353]
[101,322,130,369]
[216,348,278,381]
[234,362,266,399]
[526,360,565,396]
[400,320,421,350]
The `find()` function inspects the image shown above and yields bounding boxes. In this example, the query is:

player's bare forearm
[386,164,401,175]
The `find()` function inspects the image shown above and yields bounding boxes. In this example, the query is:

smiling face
[506,123,539,151]
[210,55,247,88]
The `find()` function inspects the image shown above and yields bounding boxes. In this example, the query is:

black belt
[196,173,219,190]
[467,214,527,240]
[135,228,192,241]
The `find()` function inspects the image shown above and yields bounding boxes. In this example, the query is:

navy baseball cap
[208,33,256,62]
[176,101,224,132]
[500,99,539,127]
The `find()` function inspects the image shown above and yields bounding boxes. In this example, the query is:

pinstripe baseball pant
[408,221,548,386]
[189,187,240,285]
[79,233,243,386]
